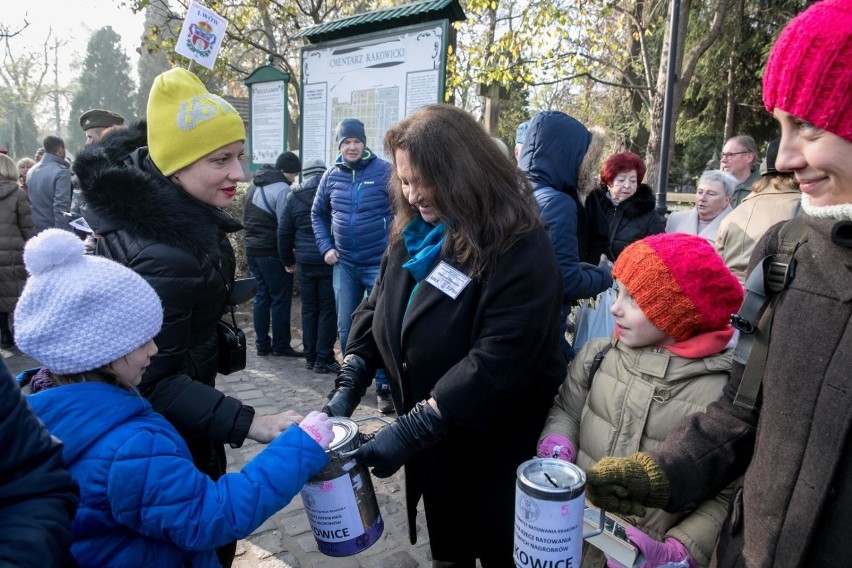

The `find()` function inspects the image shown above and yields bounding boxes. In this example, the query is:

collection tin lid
[329,417,359,452]
[517,458,586,499]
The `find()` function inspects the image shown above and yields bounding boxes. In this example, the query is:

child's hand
[299,411,334,450]
[537,434,576,462]
[606,525,694,568]
[247,411,303,443]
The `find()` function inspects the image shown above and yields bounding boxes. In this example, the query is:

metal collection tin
[514,458,602,568]
[300,417,384,556]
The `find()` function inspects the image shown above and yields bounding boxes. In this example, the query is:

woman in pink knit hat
[583,0,852,565]
[538,232,743,568]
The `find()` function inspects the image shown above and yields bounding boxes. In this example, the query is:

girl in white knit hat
[17,229,332,568]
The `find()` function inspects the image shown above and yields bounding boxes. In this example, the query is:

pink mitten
[605,525,696,568]
[299,411,334,450]
[536,434,576,462]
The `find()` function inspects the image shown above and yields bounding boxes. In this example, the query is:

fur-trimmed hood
[75,121,242,258]
[592,183,657,219]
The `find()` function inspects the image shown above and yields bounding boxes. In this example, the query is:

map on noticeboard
[300,21,448,166]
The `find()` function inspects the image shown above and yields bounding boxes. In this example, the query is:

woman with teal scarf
[322,104,566,566]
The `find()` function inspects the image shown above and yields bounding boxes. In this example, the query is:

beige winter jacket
[714,186,802,284]
[540,337,733,567]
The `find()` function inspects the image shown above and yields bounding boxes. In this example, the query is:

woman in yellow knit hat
[73,68,299,567]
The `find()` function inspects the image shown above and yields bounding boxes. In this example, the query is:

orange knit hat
[613,233,743,341]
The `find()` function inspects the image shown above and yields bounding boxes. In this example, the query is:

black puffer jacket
[278,173,324,266]
[75,122,254,449]
[590,183,665,258]
[1,361,78,565]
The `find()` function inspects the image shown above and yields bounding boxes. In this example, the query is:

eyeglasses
[720,151,751,160]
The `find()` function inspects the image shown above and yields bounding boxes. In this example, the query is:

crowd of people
[0,0,849,566]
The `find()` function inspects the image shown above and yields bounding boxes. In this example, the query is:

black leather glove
[353,400,447,478]
[321,354,372,417]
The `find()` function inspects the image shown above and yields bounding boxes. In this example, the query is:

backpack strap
[588,343,613,385]
[731,216,809,409]
[257,185,277,219]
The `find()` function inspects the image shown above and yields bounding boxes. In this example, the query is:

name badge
[426,261,471,300]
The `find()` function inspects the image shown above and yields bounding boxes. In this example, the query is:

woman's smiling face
[171,141,245,208]
[396,148,440,224]
[773,108,852,207]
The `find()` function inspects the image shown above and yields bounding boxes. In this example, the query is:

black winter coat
[0,361,78,565]
[347,227,566,562]
[590,184,665,258]
[75,123,255,455]
[278,174,324,266]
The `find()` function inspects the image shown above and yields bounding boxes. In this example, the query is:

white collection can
[300,417,384,556]
[514,458,603,568]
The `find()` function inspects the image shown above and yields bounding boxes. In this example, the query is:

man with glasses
[719,135,761,207]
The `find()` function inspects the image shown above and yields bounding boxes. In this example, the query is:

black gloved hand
[353,400,447,478]
[322,354,372,418]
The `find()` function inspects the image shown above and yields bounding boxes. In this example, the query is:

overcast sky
[6,0,147,85]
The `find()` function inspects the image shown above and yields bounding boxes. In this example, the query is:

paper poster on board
[251,81,287,164]
[300,22,447,166]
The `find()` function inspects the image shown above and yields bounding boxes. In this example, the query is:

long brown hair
[750,172,799,194]
[384,104,540,278]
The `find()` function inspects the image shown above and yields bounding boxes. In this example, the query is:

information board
[300,21,449,166]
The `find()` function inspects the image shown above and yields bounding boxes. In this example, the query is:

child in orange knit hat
[537,232,743,568]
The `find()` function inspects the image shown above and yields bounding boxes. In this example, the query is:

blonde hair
[751,173,799,194]
[49,367,124,389]
[0,154,19,181]
[577,126,607,201]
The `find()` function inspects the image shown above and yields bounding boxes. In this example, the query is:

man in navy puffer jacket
[519,111,613,361]
[311,118,394,413]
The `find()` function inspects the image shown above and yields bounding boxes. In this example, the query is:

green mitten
[586,452,670,517]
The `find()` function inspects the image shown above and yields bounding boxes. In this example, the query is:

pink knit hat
[762,0,852,142]
[613,233,743,342]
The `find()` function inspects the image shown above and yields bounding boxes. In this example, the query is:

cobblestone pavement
[3,298,436,568]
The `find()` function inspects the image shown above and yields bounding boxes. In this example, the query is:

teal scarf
[402,217,445,282]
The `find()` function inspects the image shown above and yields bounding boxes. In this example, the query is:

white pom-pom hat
[15,229,163,374]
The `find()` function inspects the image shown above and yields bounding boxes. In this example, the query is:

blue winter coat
[29,383,328,568]
[310,149,392,267]
[518,111,612,307]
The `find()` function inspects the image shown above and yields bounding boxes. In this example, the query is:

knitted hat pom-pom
[24,229,86,276]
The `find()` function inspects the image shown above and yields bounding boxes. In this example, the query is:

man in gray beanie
[311,118,395,413]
